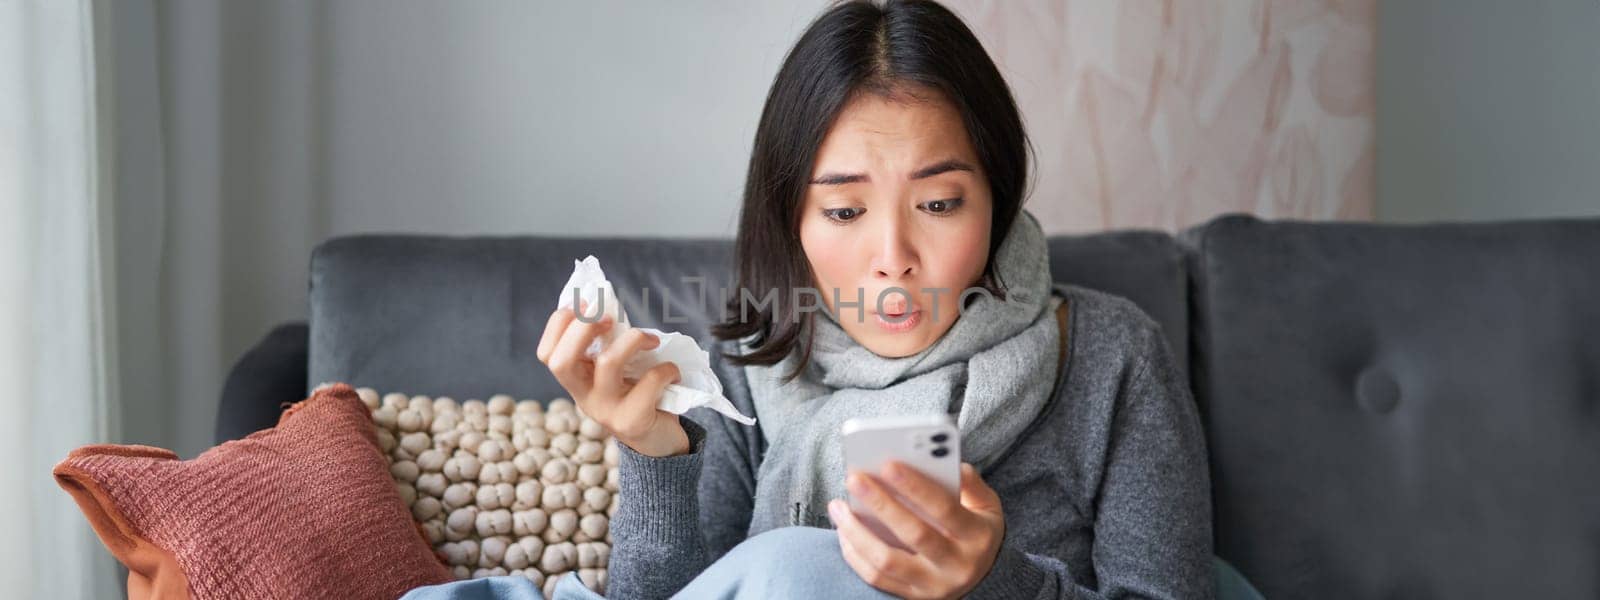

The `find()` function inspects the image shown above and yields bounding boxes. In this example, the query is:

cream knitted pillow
[357,388,617,598]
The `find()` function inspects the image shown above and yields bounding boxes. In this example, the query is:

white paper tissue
[555,255,756,426]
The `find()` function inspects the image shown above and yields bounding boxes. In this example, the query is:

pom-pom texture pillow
[359,387,619,599]
[52,383,454,600]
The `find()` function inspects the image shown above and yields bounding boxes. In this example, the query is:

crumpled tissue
[555,255,756,426]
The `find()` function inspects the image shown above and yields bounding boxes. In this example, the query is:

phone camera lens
[931,446,949,458]
[931,433,949,443]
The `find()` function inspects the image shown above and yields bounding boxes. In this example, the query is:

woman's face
[799,88,993,358]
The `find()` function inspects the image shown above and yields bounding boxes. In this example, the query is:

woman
[539,1,1213,598]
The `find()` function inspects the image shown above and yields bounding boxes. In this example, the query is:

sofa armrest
[215,321,309,445]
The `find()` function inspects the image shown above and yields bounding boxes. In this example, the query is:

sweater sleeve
[602,342,764,599]
[968,325,1214,600]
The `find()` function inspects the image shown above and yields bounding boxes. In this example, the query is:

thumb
[624,362,681,411]
[958,462,1002,513]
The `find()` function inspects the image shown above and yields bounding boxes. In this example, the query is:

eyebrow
[808,158,976,185]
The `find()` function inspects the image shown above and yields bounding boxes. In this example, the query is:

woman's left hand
[827,461,1006,600]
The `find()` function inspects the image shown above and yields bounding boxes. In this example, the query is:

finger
[879,460,967,535]
[839,529,919,598]
[535,306,578,363]
[592,329,662,399]
[957,462,1005,541]
[846,470,958,565]
[551,308,611,366]
[611,362,680,438]
[958,462,1003,512]
[830,500,920,597]
[546,313,613,397]
[622,362,680,412]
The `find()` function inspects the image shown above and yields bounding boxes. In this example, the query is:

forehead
[815,87,974,164]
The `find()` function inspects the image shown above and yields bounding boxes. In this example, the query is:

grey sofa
[216,213,1600,599]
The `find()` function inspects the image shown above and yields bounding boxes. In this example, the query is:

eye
[822,207,865,224]
[920,197,963,216]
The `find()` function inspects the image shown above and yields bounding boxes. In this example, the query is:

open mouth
[872,309,922,332]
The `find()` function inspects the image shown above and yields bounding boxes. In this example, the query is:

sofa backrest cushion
[1183,214,1600,598]
[1048,230,1189,375]
[307,231,1189,401]
[309,236,735,401]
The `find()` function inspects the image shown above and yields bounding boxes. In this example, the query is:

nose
[869,215,918,281]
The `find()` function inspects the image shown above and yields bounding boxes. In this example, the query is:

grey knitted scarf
[742,209,1061,535]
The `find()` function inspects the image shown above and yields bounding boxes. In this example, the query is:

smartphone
[839,414,961,550]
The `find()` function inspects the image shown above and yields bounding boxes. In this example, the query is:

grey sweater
[607,284,1214,599]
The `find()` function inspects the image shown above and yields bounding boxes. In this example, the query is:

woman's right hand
[536,301,689,457]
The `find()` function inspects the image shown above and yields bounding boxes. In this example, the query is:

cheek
[799,222,851,289]
[932,220,991,289]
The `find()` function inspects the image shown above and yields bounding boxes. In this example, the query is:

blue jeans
[401,526,1263,600]
[400,527,890,600]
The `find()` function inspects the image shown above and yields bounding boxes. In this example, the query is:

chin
[850,327,934,358]
[864,339,920,358]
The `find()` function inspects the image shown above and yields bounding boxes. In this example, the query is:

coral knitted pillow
[52,383,453,600]
[360,388,619,599]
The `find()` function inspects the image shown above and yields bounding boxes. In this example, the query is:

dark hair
[709,0,1034,381]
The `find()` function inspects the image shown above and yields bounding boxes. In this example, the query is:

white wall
[1378,0,1600,222]
[110,0,831,458]
[320,1,816,238]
